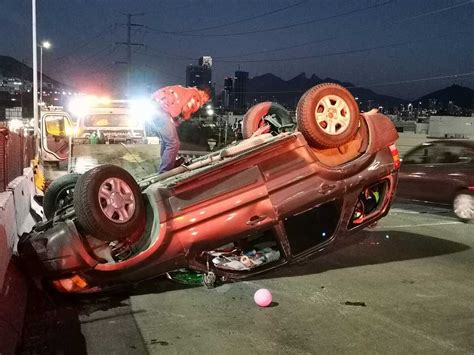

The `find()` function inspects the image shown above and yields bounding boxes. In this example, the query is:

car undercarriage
[19,84,400,293]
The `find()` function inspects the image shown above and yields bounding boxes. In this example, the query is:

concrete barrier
[0,191,18,290]
[7,176,36,239]
[0,167,36,354]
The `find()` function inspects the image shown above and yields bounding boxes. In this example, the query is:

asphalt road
[19,202,473,354]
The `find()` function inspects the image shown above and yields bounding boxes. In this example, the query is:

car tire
[73,165,146,242]
[43,173,81,219]
[242,102,292,139]
[296,83,360,148]
[453,192,473,222]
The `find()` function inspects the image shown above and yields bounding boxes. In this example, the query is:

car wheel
[242,102,293,139]
[453,193,473,222]
[43,173,81,219]
[296,83,360,148]
[73,165,146,242]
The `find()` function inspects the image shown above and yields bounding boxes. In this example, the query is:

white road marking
[390,206,450,215]
[374,221,462,230]
[390,208,421,214]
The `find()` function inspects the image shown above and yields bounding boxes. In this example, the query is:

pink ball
[254,288,272,307]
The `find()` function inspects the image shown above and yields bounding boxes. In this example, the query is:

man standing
[151,85,210,173]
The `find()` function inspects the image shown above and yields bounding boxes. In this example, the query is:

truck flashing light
[68,96,155,124]
[67,95,112,117]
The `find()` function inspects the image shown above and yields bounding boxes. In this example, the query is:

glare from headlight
[8,119,23,131]
[129,98,157,124]
[68,96,96,117]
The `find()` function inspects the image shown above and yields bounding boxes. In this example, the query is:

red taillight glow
[389,144,400,169]
[52,274,88,292]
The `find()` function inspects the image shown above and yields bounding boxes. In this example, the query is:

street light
[39,40,51,104]
[32,0,39,154]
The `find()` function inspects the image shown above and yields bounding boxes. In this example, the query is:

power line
[214,1,474,60]
[133,30,470,66]
[215,36,337,60]
[79,61,117,79]
[235,72,474,94]
[177,0,307,33]
[141,1,472,61]
[350,71,474,89]
[394,0,473,23]
[56,44,113,69]
[144,0,392,37]
[137,47,195,61]
[52,24,116,63]
[216,31,472,63]
[54,45,118,75]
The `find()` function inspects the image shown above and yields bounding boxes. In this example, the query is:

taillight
[389,144,400,169]
[52,274,88,293]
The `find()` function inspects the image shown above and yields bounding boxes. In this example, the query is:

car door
[41,112,73,161]
[398,143,443,202]
[436,144,474,203]
[399,142,473,204]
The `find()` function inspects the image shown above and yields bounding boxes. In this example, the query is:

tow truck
[39,96,160,182]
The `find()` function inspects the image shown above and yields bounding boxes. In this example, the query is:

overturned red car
[19,84,400,292]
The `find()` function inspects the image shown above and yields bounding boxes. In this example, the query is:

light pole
[32,0,38,154]
[39,40,51,105]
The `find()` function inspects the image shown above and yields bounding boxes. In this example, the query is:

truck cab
[73,100,146,145]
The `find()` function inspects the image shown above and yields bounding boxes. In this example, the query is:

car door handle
[318,184,336,194]
[246,215,268,225]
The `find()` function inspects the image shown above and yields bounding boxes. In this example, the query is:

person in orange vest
[151,85,210,173]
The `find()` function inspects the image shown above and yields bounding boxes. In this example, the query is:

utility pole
[116,13,144,97]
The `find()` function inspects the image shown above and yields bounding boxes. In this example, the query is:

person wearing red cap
[151,85,210,173]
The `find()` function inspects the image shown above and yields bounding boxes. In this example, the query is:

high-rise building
[186,65,211,88]
[185,56,212,93]
[199,56,212,68]
[223,77,233,108]
[234,71,249,109]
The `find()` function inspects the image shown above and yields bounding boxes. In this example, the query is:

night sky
[1,0,473,100]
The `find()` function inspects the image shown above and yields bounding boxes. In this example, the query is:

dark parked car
[19,84,400,293]
[397,140,474,221]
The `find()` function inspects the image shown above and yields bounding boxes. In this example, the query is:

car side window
[436,145,472,164]
[403,145,437,164]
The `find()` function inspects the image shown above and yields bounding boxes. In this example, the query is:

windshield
[82,114,136,128]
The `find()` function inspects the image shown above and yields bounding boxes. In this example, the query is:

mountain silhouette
[0,55,69,89]
[417,84,473,108]
[246,72,406,109]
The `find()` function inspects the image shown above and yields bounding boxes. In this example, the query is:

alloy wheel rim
[98,177,135,223]
[314,94,351,135]
[453,194,473,220]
